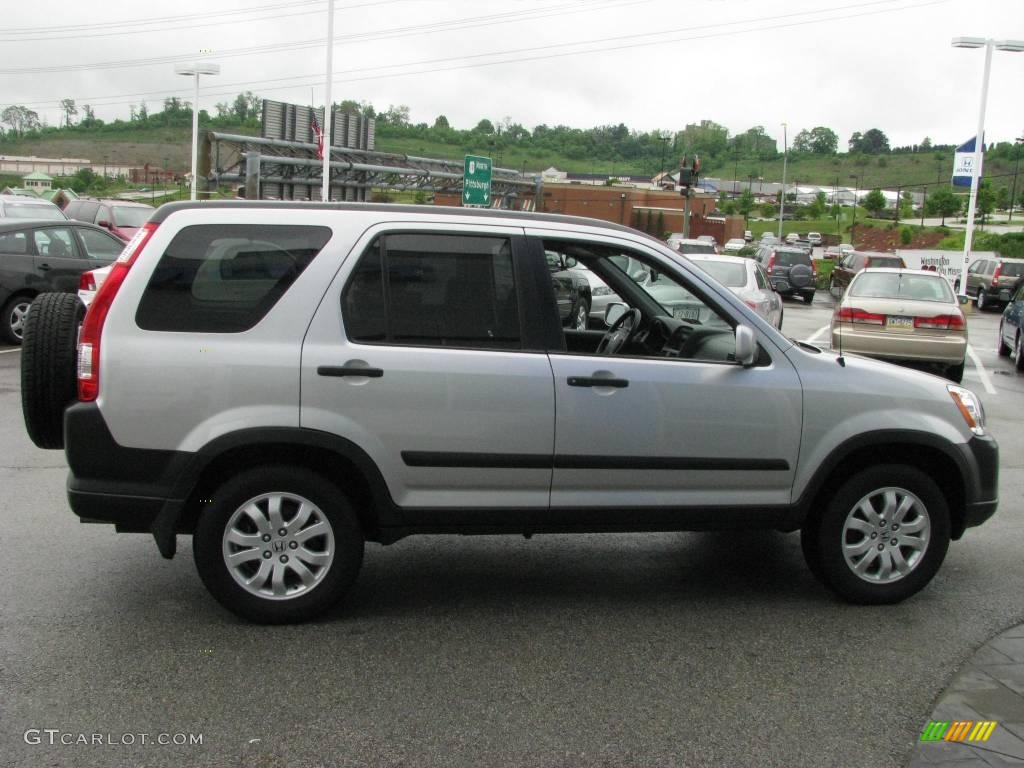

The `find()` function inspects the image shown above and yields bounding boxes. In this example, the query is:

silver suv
[23,202,998,623]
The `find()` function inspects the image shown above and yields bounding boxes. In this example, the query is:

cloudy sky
[2,0,1022,150]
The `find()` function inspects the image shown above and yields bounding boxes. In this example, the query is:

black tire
[946,361,965,383]
[977,290,987,311]
[1016,333,1024,373]
[802,464,950,604]
[572,299,590,331]
[193,466,365,624]
[1,293,35,345]
[20,293,84,449]
[802,291,815,304]
[998,322,1012,357]
[777,307,784,329]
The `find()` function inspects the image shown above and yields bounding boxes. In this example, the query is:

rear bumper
[831,326,966,365]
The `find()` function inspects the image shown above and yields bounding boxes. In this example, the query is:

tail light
[836,307,885,325]
[810,260,817,277]
[915,313,966,331]
[78,222,158,401]
[864,256,871,268]
[765,253,776,274]
[992,263,1002,285]
[79,271,96,292]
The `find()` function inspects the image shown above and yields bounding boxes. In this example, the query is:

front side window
[136,224,331,333]
[33,227,77,258]
[343,233,520,349]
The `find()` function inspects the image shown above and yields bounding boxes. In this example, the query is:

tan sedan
[831,268,967,382]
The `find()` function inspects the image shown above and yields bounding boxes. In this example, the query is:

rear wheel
[20,293,84,449]
[193,466,365,624]
[977,290,987,311]
[802,291,815,304]
[801,464,950,604]
[1,294,33,344]
[946,361,965,383]
[998,322,1012,357]
[1016,333,1024,373]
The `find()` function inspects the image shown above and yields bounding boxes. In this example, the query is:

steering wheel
[596,307,642,355]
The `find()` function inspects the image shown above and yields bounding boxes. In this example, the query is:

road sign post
[463,155,492,207]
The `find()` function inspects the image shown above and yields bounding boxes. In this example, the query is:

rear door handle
[317,366,383,378]
[37,263,51,271]
[567,376,628,388]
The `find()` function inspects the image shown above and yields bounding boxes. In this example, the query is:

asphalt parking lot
[1,295,1022,768]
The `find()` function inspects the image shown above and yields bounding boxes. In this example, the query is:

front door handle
[567,376,628,388]
[318,365,383,378]
[38,263,51,271]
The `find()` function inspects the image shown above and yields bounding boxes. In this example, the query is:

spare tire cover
[789,263,813,288]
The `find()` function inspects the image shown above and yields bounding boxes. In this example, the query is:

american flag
[310,111,324,160]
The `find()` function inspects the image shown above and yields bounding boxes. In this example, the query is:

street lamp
[849,174,859,246]
[777,123,788,239]
[951,36,1024,297]
[1009,136,1024,223]
[175,62,220,200]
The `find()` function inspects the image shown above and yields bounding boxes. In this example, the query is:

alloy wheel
[9,300,30,340]
[841,487,930,584]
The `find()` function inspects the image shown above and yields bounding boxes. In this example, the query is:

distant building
[22,171,53,191]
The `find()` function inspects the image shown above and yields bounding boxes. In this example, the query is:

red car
[63,198,153,242]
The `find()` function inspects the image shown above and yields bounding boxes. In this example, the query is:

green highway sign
[463,155,492,206]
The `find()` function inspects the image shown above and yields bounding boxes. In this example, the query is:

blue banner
[952,136,983,188]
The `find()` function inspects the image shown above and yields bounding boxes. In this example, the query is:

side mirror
[735,325,757,367]
[604,302,628,327]
[563,256,578,269]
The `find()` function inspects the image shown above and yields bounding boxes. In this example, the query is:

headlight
[592,286,613,296]
[947,385,986,436]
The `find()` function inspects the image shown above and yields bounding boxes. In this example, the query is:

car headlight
[592,286,613,296]
[947,385,986,436]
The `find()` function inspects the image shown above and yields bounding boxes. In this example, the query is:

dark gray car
[754,244,816,303]
[0,219,122,343]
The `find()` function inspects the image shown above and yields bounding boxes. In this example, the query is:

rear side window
[1000,261,1024,278]
[343,233,520,349]
[135,224,331,333]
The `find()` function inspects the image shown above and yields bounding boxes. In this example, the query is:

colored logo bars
[920,721,998,742]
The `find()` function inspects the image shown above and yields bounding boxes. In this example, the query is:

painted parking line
[805,324,831,343]
[0,348,21,354]
[966,345,997,395]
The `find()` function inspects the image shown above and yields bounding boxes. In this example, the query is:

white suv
[21,202,998,623]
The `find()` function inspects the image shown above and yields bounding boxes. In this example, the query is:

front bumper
[958,434,999,534]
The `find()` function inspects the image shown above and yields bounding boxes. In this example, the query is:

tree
[474,118,494,134]
[337,99,361,114]
[738,189,755,221]
[900,190,913,218]
[214,102,231,118]
[850,128,890,154]
[1,105,40,137]
[794,126,838,154]
[995,186,1009,211]
[380,105,410,127]
[920,136,932,150]
[137,102,148,121]
[925,187,961,225]
[975,180,996,224]
[60,98,77,128]
[848,131,863,153]
[432,115,450,130]
[863,188,887,216]
[232,93,251,122]
[79,104,98,128]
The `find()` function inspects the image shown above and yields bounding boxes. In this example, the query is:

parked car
[0,219,123,343]
[997,276,1024,371]
[64,198,153,242]
[743,229,753,242]
[785,233,800,244]
[807,232,823,246]
[671,238,718,255]
[696,235,718,247]
[78,265,111,308]
[689,254,783,328]
[824,245,843,261]
[723,238,746,255]
[840,244,854,256]
[753,244,817,303]
[18,201,997,623]
[570,255,649,327]
[546,249,593,330]
[830,251,907,296]
[960,256,1024,311]
[0,195,67,221]
[831,268,967,382]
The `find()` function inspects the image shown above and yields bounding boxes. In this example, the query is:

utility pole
[777,123,788,239]
[921,186,927,226]
[894,184,901,227]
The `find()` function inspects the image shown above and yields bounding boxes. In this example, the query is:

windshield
[677,242,716,255]
[112,206,149,227]
[4,203,65,220]
[772,249,810,267]
[866,256,903,269]
[850,272,955,303]
[694,260,746,287]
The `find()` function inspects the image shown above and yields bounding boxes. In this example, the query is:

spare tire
[789,263,813,289]
[21,293,84,449]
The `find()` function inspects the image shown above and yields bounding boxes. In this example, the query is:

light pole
[1009,136,1024,223]
[849,174,859,247]
[175,62,220,200]
[951,36,1024,298]
[659,133,671,184]
[777,123,788,239]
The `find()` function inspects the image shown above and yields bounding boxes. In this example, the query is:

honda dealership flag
[952,136,983,188]
[310,111,324,160]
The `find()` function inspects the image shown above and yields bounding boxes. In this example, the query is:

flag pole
[321,0,335,202]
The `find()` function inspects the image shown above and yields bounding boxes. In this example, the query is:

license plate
[887,315,914,329]
[673,307,700,322]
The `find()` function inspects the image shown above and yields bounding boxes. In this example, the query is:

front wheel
[998,322,1011,357]
[572,299,590,331]
[801,464,950,604]
[193,466,365,624]
[1,294,33,344]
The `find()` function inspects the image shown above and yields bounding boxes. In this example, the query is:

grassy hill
[2,122,1019,193]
